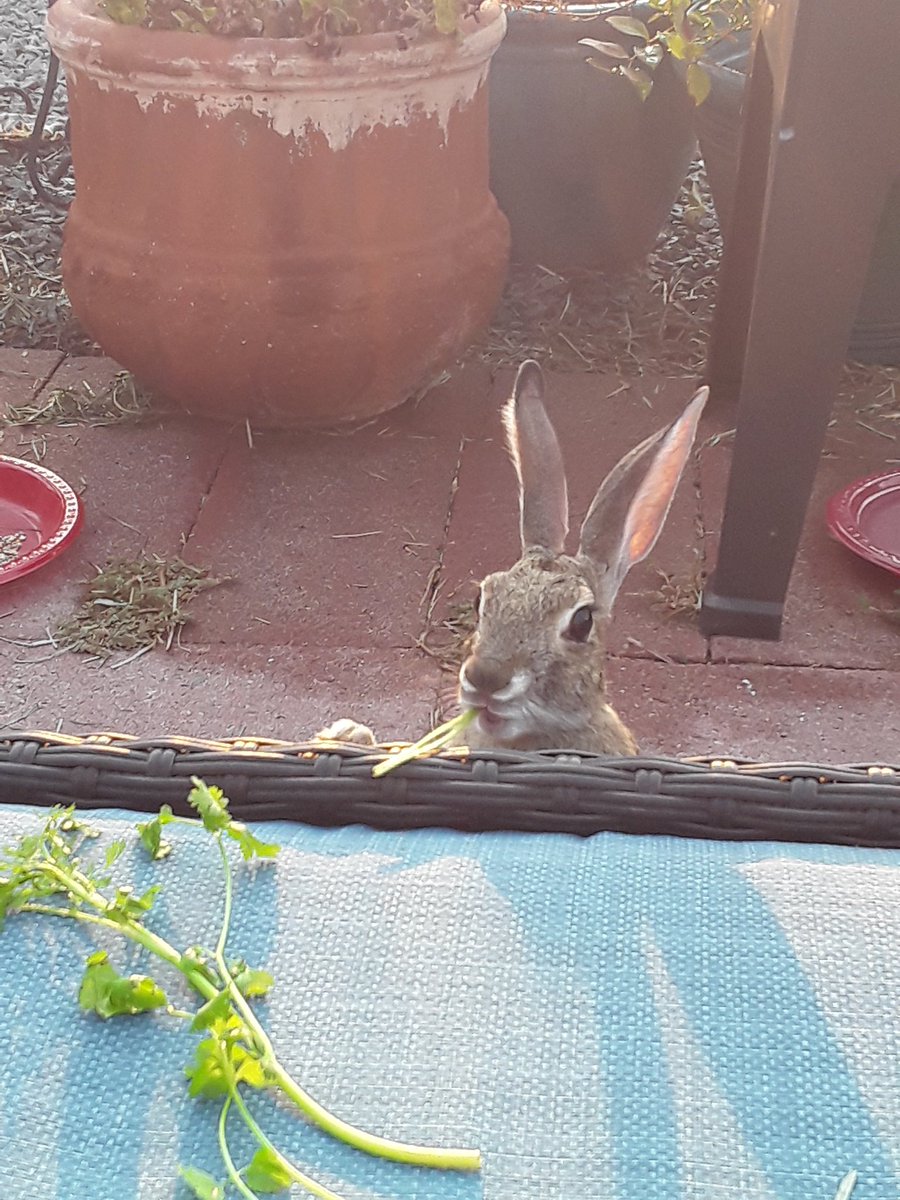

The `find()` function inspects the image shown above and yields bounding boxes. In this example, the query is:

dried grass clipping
[2,371,153,427]
[55,555,223,658]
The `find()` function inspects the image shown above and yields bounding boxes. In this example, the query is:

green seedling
[0,779,481,1198]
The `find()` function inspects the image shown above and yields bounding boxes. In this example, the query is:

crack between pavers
[179,436,233,553]
[618,646,898,673]
[36,352,68,396]
[705,655,900,673]
[691,442,714,667]
[612,648,709,667]
[415,434,468,720]
[1,350,68,413]
[416,434,467,643]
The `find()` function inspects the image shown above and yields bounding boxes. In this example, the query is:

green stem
[217,1042,344,1200]
[214,837,233,964]
[268,1059,481,1171]
[212,837,270,1059]
[166,1007,196,1022]
[20,865,220,1003]
[217,1096,260,1200]
[209,838,481,1172]
[16,826,482,1175]
[17,899,190,981]
[228,1079,345,1200]
[18,901,132,931]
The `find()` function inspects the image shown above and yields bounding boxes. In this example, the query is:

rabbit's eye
[566,605,594,643]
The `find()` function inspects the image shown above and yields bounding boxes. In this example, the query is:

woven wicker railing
[1,730,899,846]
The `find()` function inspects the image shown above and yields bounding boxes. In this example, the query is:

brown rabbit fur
[457,360,707,755]
[318,361,706,755]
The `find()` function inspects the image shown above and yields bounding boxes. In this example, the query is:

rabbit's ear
[578,386,708,614]
[502,360,569,554]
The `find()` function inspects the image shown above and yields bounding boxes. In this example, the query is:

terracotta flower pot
[488,3,696,272]
[46,1,510,426]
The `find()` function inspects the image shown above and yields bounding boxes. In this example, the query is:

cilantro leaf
[184,1025,270,1096]
[188,779,231,835]
[233,965,274,998]
[226,822,280,862]
[187,777,279,860]
[191,989,232,1032]
[178,1165,225,1200]
[79,953,167,1018]
[244,1146,293,1193]
[104,884,161,925]
[104,839,127,868]
[137,806,174,860]
[184,1033,230,1098]
[15,832,43,859]
[119,975,168,1014]
[0,879,17,928]
[233,1046,269,1089]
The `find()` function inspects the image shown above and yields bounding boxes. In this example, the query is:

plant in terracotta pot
[588,0,900,365]
[46,0,510,426]
[488,1,698,273]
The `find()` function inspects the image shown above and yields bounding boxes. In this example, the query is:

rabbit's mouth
[476,706,509,732]
[458,687,519,731]
[464,700,528,741]
[458,665,534,740]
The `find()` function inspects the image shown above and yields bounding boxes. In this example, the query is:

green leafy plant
[0,780,481,1198]
[98,0,482,39]
[581,0,754,103]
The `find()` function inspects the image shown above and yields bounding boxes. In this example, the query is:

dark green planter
[489,4,697,272]
[696,35,900,366]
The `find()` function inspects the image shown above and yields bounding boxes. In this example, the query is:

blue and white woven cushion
[1,802,899,1200]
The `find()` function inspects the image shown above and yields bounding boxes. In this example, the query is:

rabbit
[317,360,707,755]
[456,360,708,755]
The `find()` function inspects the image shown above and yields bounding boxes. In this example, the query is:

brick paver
[1,356,897,760]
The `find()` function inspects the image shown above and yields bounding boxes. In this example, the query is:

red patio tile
[0,641,439,742]
[371,359,499,440]
[182,422,462,648]
[5,355,896,765]
[609,656,900,762]
[27,355,124,399]
[5,634,894,762]
[700,393,900,669]
[0,348,64,415]
[437,368,710,662]
[0,358,232,639]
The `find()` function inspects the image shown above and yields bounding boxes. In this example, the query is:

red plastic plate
[0,454,84,585]
[826,470,900,578]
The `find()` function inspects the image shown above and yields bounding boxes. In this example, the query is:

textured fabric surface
[2,803,899,1200]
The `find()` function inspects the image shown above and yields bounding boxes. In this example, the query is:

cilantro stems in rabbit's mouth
[466,702,523,739]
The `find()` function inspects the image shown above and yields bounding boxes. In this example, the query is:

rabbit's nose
[461,655,512,698]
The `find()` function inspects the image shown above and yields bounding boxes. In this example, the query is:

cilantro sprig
[0,779,481,1198]
[372,709,477,777]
